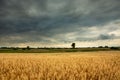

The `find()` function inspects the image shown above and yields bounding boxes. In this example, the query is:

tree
[105,46,109,48]
[110,47,119,50]
[71,43,75,49]
[26,46,30,50]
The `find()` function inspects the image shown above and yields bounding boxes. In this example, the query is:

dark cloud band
[0,0,120,47]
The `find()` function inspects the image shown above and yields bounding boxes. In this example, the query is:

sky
[0,0,120,47]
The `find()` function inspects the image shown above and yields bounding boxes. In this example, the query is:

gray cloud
[0,0,120,47]
[98,34,116,40]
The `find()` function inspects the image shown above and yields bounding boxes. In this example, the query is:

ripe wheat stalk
[0,51,120,80]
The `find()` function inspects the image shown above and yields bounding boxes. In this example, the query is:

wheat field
[0,51,120,80]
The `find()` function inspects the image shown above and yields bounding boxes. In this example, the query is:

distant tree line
[98,46,120,50]
[0,46,31,50]
[0,44,120,50]
[98,46,109,48]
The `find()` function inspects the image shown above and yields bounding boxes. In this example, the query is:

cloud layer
[0,0,120,47]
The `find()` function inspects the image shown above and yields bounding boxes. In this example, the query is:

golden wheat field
[0,51,120,80]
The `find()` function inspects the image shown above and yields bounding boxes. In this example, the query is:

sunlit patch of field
[0,51,120,80]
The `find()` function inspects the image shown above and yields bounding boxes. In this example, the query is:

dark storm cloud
[98,34,116,40]
[0,0,120,46]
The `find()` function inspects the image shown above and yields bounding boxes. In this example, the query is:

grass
[0,48,119,53]
[0,51,120,80]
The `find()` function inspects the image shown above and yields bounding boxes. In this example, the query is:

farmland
[0,47,120,53]
[0,51,120,80]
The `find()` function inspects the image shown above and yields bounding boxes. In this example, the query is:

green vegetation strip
[0,48,120,53]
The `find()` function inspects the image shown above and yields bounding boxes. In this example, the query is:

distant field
[0,47,120,53]
[0,51,120,80]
